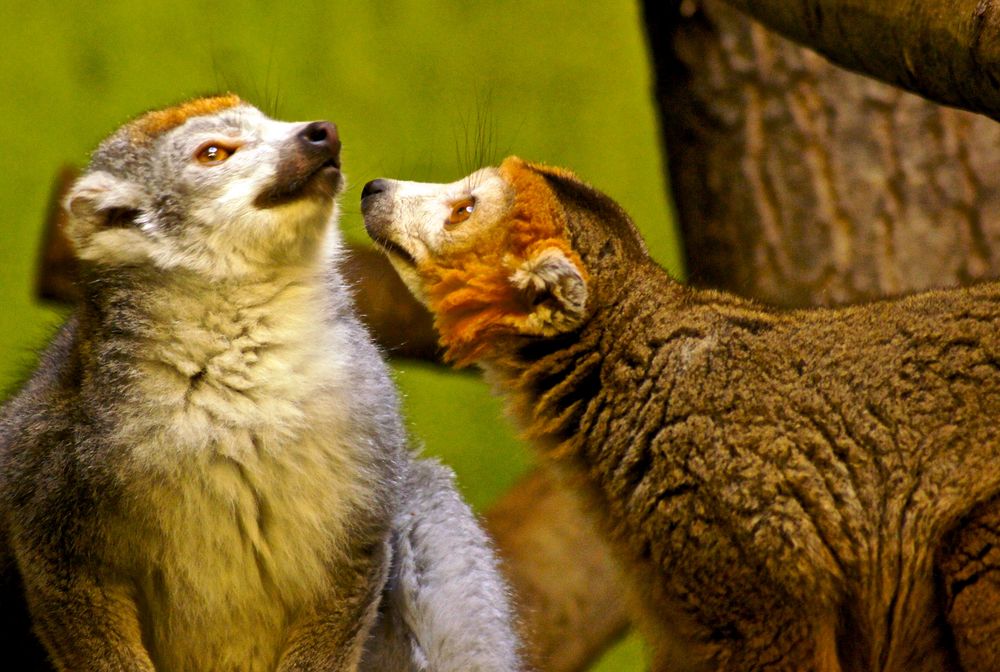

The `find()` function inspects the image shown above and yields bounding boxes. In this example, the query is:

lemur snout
[254,120,344,208]
[360,179,392,225]
[299,121,341,167]
[361,179,410,261]
[361,179,390,201]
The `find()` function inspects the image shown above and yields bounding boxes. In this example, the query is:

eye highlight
[448,197,476,226]
[195,142,236,165]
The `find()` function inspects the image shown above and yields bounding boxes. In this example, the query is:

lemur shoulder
[0,97,520,672]
[363,157,1000,672]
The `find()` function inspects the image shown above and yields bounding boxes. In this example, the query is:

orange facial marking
[127,93,243,145]
[420,157,587,366]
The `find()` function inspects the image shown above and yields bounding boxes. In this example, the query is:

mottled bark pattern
[649,0,1000,307]
[483,471,628,672]
[338,246,440,361]
[35,167,81,306]
[720,0,1000,121]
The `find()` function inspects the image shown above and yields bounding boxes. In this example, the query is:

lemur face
[65,96,343,278]
[360,166,512,303]
[362,157,590,365]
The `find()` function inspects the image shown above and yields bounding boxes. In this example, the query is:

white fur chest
[109,280,380,671]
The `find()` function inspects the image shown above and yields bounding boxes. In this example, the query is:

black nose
[361,179,390,201]
[298,121,341,160]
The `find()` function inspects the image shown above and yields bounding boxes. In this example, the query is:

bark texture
[721,0,1000,121]
[482,471,628,672]
[654,0,1000,308]
[35,167,81,305]
[338,246,440,361]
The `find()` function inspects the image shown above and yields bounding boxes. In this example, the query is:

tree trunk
[720,0,1000,121]
[483,471,628,672]
[654,0,1000,308]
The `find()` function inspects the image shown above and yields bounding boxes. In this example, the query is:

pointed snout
[361,179,390,201]
[361,178,408,261]
[254,121,343,207]
[298,121,341,168]
[360,178,395,218]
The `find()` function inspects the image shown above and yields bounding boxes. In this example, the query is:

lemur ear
[64,171,152,263]
[510,247,589,335]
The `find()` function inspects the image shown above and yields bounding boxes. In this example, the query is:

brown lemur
[0,96,521,672]
[361,157,1000,672]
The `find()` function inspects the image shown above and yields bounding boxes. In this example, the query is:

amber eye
[195,143,235,165]
[448,197,476,226]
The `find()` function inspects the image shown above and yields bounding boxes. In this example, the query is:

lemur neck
[484,265,683,461]
[74,261,342,393]
[87,259,332,322]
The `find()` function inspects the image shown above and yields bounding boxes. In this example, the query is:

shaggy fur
[0,100,521,672]
[420,163,586,366]
[363,157,1000,671]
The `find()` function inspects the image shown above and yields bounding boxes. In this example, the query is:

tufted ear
[510,246,588,335]
[64,171,153,264]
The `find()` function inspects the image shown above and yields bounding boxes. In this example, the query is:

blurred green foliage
[0,1,681,668]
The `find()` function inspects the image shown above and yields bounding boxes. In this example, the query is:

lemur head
[361,156,649,365]
[65,94,343,278]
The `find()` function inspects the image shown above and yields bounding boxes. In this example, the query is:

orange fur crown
[421,157,587,366]
[127,93,243,145]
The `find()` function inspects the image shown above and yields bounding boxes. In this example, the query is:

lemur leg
[20,564,153,672]
[0,542,50,671]
[362,459,522,672]
[938,495,1000,672]
[278,539,391,672]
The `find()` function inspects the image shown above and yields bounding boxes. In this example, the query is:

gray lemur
[0,96,521,672]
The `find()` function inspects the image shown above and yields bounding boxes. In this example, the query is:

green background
[0,2,682,668]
